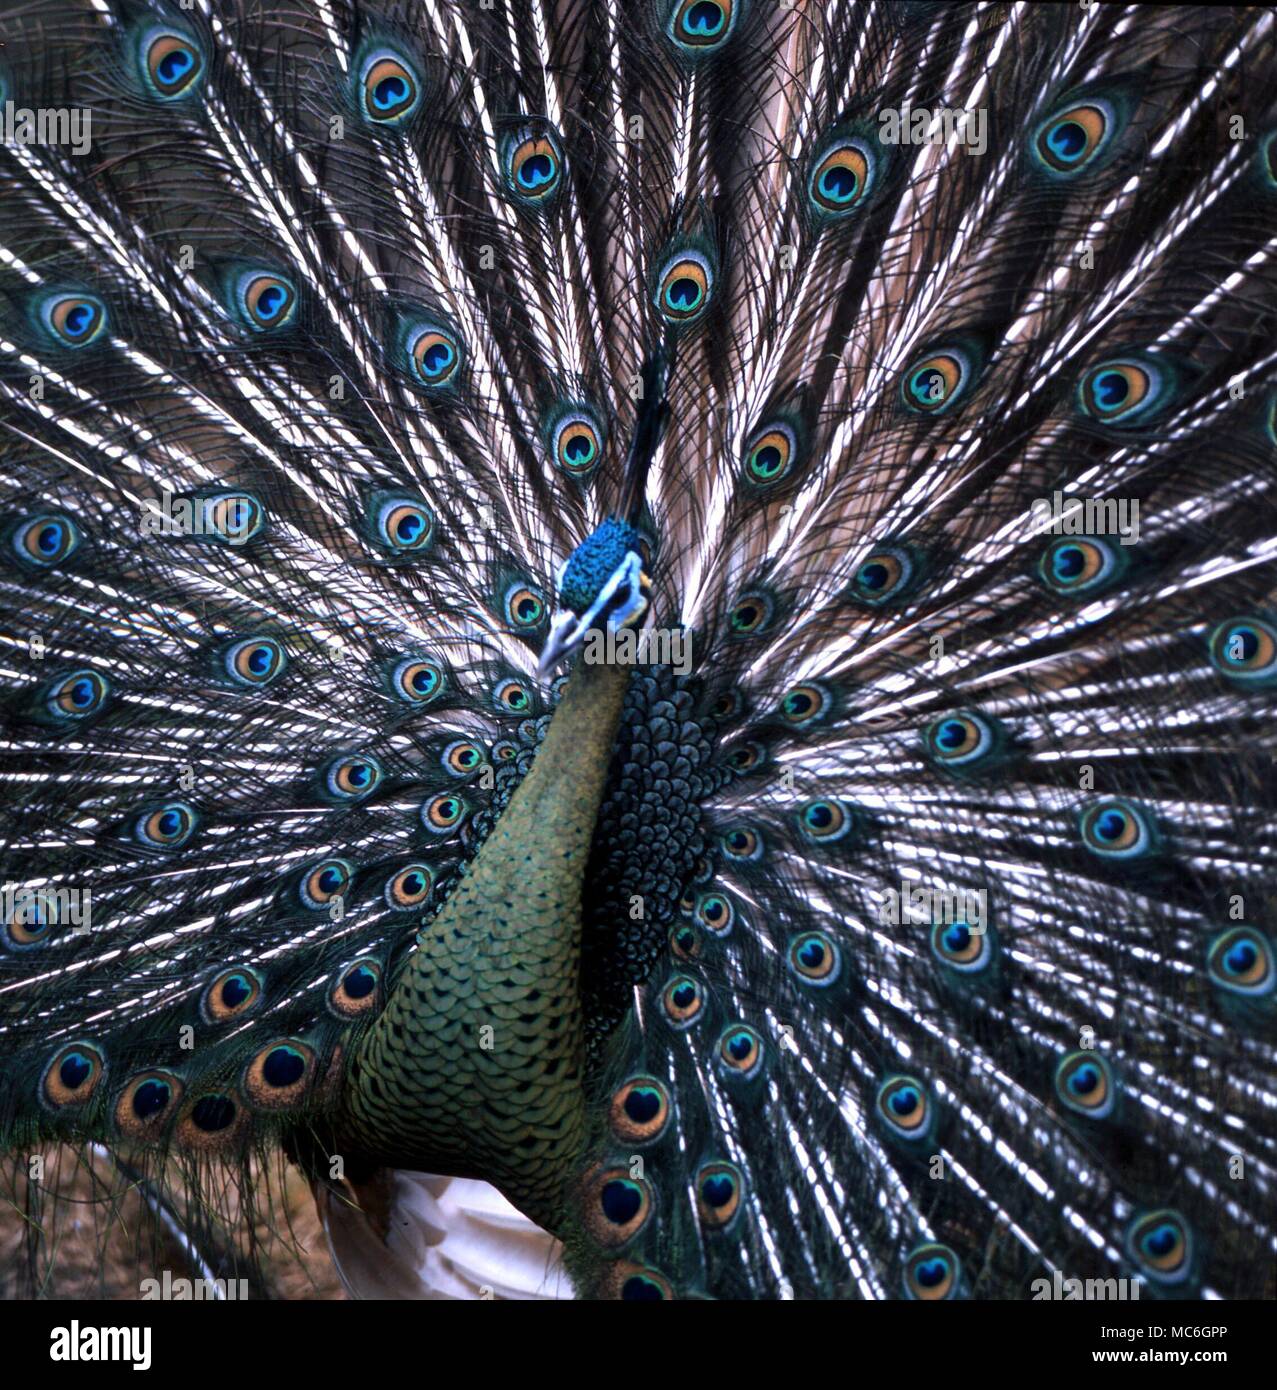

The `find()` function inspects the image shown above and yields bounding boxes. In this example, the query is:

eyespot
[422,792,467,834]
[244,1040,314,1109]
[373,495,434,555]
[12,513,80,568]
[389,656,445,706]
[696,1160,744,1229]
[787,930,841,986]
[1055,1050,1115,1118]
[115,1071,182,1139]
[45,669,110,721]
[1038,536,1126,596]
[1262,130,1277,190]
[1077,356,1166,427]
[795,798,855,845]
[201,492,265,544]
[583,1167,653,1246]
[930,919,993,974]
[176,1092,246,1149]
[904,1244,961,1301]
[877,1075,932,1141]
[742,421,799,489]
[202,967,263,1024]
[441,740,485,778]
[3,888,56,950]
[492,678,533,715]
[405,323,461,387]
[924,711,999,770]
[134,800,199,850]
[299,858,353,909]
[503,129,564,204]
[695,892,735,936]
[41,1043,104,1109]
[1208,617,1277,685]
[777,682,832,729]
[224,636,286,687]
[491,739,518,763]
[600,1262,675,1301]
[384,863,434,911]
[1126,1210,1191,1285]
[670,922,703,960]
[654,249,713,325]
[808,136,876,217]
[709,687,745,722]
[728,589,774,637]
[717,1023,763,1079]
[720,825,763,862]
[141,29,204,100]
[504,582,547,632]
[40,293,107,347]
[234,271,296,332]
[661,974,705,1027]
[1079,798,1155,860]
[323,753,383,803]
[1034,100,1115,176]
[850,545,918,606]
[724,740,765,773]
[609,1076,671,1145]
[667,0,739,52]
[330,958,382,1018]
[549,409,605,478]
[901,347,976,415]
[358,49,421,124]
[1206,928,1274,997]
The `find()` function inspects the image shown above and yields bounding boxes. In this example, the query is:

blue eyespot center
[944,924,971,953]
[666,277,702,311]
[59,1051,93,1089]
[374,75,408,111]
[916,1258,947,1287]
[685,2,726,37]
[702,1174,734,1207]
[132,1079,170,1119]
[221,974,252,1009]
[1096,809,1127,841]
[1048,119,1087,163]
[891,1087,919,1117]
[191,1095,236,1132]
[263,1046,306,1088]
[937,720,966,749]
[819,165,858,202]
[1054,545,1085,578]
[345,965,377,999]
[601,1179,642,1224]
[624,1087,661,1123]
[1093,370,1129,409]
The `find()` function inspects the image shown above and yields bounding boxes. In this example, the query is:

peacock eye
[41,293,107,347]
[390,656,444,706]
[1054,1050,1115,1117]
[330,958,382,1017]
[655,249,714,325]
[1077,356,1167,426]
[728,589,774,636]
[1208,616,1277,684]
[930,918,991,973]
[668,0,738,51]
[135,800,199,849]
[1126,1210,1191,1285]
[778,682,831,729]
[492,678,533,714]
[1206,928,1273,996]
[372,495,434,555]
[116,1071,182,1138]
[358,49,421,124]
[720,825,763,862]
[694,891,735,935]
[385,863,434,910]
[742,422,798,488]
[661,973,706,1026]
[405,323,461,387]
[901,347,976,415]
[787,930,841,986]
[1039,536,1125,595]
[808,136,875,216]
[1035,101,1113,175]
[717,1024,763,1078]
[442,739,484,776]
[696,1159,744,1228]
[725,740,764,773]
[584,1168,653,1245]
[324,753,383,802]
[299,858,353,909]
[224,636,287,687]
[850,543,919,605]
[492,739,517,763]
[550,410,604,478]
[670,922,702,959]
[876,1075,932,1140]
[41,1043,105,1109]
[142,29,204,100]
[925,711,998,769]
[609,1076,672,1144]
[503,130,564,204]
[201,492,265,544]
[504,582,547,631]
[13,513,80,568]
[422,792,467,834]
[234,272,296,331]
[245,1040,314,1107]
[46,669,110,721]
[904,1244,961,1301]
[203,968,263,1023]
[709,687,745,721]
[1078,798,1155,860]
[795,797,855,845]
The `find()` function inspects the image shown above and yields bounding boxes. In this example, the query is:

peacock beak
[538,609,587,679]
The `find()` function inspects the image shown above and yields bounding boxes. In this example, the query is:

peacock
[0,0,1275,1303]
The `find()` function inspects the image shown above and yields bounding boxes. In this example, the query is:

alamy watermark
[1030,492,1140,545]
[1032,1271,1143,1300]
[878,102,987,156]
[139,489,255,545]
[140,1270,251,1300]
[879,882,987,931]
[582,627,691,676]
[2,102,92,156]
[1,882,92,934]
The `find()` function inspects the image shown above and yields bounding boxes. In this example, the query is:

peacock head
[538,517,651,677]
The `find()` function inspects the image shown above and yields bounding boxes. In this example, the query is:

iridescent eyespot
[877,1075,932,1141]
[670,922,702,960]
[40,293,106,347]
[504,582,547,631]
[796,798,855,845]
[696,1160,743,1229]
[492,739,518,763]
[1126,1210,1191,1285]
[1034,100,1116,176]
[787,930,841,986]
[1208,616,1277,686]
[742,421,799,489]
[654,249,714,325]
[115,1071,182,1139]
[850,544,919,606]
[299,858,353,910]
[234,272,296,332]
[244,1040,314,1108]
[601,1262,674,1301]
[667,0,739,52]
[609,1076,672,1145]
[717,1024,763,1079]
[358,49,421,125]
[1077,355,1168,427]
[3,889,55,950]
[695,892,735,936]
[901,347,977,416]
[384,863,434,911]
[330,958,382,1018]
[323,753,383,803]
[924,711,1000,770]
[442,740,485,777]
[904,1244,961,1301]
[584,1167,653,1245]
[777,682,832,729]
[372,495,434,555]
[45,669,110,721]
[42,1043,104,1109]
[549,408,605,478]
[492,678,533,715]
[406,323,461,387]
[720,825,762,862]
[1038,536,1127,596]
[661,974,705,1027]
[709,687,745,722]
[177,1092,245,1147]
[201,492,265,544]
[141,29,204,100]
[202,968,263,1024]
[728,589,774,637]
[930,918,993,974]
[808,135,877,217]
[1206,928,1274,997]
[422,792,467,834]
[502,128,563,204]
[12,513,79,568]
[224,636,286,687]
[1079,798,1156,860]
[133,800,199,850]
[1055,1050,1115,1118]
[389,656,445,706]
[724,740,765,773]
